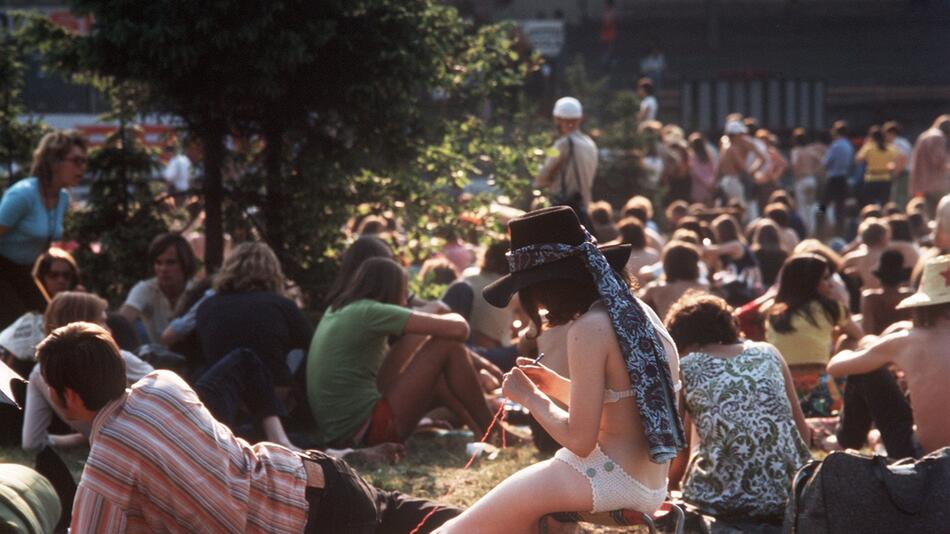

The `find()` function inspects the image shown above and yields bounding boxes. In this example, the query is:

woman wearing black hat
[435,207,683,533]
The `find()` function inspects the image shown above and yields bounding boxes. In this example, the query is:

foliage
[0,25,49,186]
[64,120,168,307]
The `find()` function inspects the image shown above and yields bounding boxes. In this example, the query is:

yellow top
[765,300,848,366]
[857,143,898,182]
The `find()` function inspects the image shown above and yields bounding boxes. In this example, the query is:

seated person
[842,219,891,291]
[860,249,913,335]
[195,242,311,390]
[640,241,709,320]
[119,233,196,344]
[828,255,950,457]
[23,292,153,454]
[668,292,811,524]
[763,254,863,417]
[615,217,659,280]
[35,322,459,533]
[588,200,619,243]
[451,239,522,371]
[307,257,500,448]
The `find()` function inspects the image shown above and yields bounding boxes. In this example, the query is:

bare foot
[344,442,406,465]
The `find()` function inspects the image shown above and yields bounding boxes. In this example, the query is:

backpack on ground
[783,447,950,534]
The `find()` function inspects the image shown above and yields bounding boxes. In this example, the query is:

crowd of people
[0,92,947,532]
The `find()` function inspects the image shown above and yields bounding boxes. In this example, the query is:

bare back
[890,326,950,453]
[572,301,678,488]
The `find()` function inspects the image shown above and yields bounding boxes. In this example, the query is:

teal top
[0,178,69,265]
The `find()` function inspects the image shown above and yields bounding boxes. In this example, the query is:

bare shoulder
[572,305,613,336]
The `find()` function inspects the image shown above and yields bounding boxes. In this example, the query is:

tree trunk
[263,124,285,266]
[201,128,226,272]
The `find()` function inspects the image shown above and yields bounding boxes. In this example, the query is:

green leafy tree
[0,23,48,185]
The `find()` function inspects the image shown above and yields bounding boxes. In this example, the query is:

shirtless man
[827,254,950,455]
[718,119,766,213]
[791,128,826,236]
[843,218,890,290]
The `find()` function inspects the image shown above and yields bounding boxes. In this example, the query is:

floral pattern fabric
[681,342,811,518]
[507,230,685,463]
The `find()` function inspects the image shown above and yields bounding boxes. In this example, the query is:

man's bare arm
[827,331,907,377]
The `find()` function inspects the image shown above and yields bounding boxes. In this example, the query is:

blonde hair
[30,130,88,187]
[213,242,285,295]
[44,291,108,335]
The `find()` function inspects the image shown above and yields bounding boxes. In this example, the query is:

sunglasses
[65,155,88,167]
[45,270,74,280]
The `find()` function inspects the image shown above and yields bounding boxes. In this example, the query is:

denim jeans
[303,451,460,533]
[194,348,285,426]
[836,367,919,459]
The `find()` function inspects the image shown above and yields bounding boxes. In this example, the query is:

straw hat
[896,254,950,309]
[482,207,631,308]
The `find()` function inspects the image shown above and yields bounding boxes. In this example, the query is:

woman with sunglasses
[0,131,88,329]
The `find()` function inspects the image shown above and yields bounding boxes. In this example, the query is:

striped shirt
[71,370,309,533]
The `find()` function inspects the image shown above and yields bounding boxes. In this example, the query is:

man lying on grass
[36,321,458,533]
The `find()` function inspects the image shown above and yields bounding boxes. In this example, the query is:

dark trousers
[194,348,285,427]
[303,451,461,534]
[861,180,892,208]
[836,367,919,459]
[0,256,46,330]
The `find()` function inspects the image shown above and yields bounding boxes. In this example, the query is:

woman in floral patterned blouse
[666,291,812,523]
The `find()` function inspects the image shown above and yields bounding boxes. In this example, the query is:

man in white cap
[536,96,598,227]
[828,254,950,456]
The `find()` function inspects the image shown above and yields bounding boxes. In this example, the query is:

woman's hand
[515,357,557,394]
[502,367,539,406]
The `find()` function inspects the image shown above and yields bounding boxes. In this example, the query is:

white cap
[724,120,748,135]
[553,97,583,119]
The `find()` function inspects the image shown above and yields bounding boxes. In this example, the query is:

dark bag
[783,447,950,534]
[552,136,592,229]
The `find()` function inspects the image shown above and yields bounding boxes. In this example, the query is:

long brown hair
[331,257,407,310]
[768,254,840,334]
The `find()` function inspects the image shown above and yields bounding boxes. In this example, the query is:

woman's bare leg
[434,459,593,534]
[384,337,492,439]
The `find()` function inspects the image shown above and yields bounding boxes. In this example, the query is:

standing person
[639,46,666,89]
[119,233,196,344]
[636,77,658,123]
[667,292,810,526]
[0,131,87,329]
[790,128,825,237]
[598,0,617,68]
[753,130,788,214]
[307,257,498,448]
[718,120,766,214]
[822,120,855,235]
[855,125,904,208]
[687,132,717,206]
[909,114,950,215]
[884,121,913,207]
[763,254,863,417]
[162,137,199,206]
[436,207,683,533]
[36,323,460,533]
[536,97,598,228]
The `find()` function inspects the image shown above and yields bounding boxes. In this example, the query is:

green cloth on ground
[306,299,412,446]
[0,464,60,534]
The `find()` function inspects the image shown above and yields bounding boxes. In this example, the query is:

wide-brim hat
[896,254,950,309]
[483,206,631,308]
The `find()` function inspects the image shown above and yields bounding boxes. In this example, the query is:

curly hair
[664,290,740,349]
[213,242,285,295]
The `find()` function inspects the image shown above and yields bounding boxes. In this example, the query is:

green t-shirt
[306,299,412,445]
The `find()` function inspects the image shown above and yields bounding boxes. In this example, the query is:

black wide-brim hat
[483,206,631,308]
